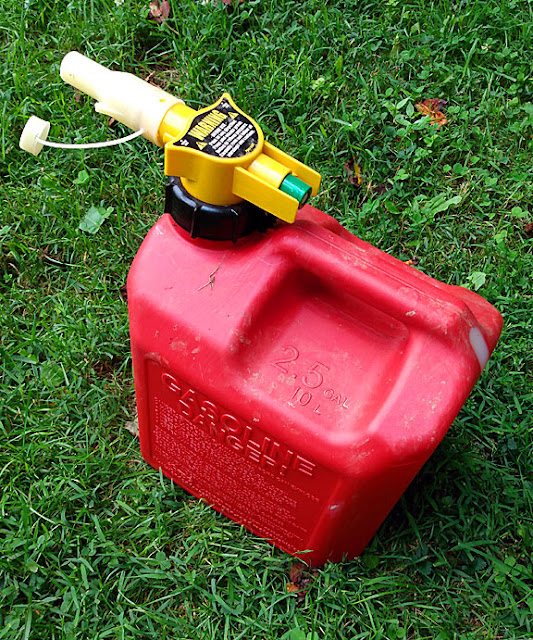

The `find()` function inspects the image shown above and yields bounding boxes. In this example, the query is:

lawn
[1,0,532,638]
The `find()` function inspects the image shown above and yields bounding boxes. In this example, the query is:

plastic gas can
[21,52,503,565]
[128,201,501,565]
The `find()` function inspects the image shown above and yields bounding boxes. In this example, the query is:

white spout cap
[19,116,50,156]
[60,51,183,146]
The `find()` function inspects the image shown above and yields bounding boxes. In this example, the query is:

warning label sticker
[174,97,260,158]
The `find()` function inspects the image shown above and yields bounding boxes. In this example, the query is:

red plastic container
[128,205,502,565]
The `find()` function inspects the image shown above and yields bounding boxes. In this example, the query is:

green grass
[1,0,532,638]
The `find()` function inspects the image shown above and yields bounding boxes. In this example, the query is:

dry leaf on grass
[125,412,139,437]
[148,0,170,24]
[366,180,388,195]
[415,98,448,128]
[286,562,318,604]
[344,159,362,186]
[522,221,533,237]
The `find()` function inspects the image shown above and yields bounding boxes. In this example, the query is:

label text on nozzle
[189,110,226,141]
[175,97,260,159]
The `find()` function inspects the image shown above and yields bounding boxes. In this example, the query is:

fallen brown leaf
[522,221,533,238]
[125,412,139,437]
[344,159,362,187]
[415,99,448,128]
[373,185,388,194]
[367,180,388,195]
[290,563,306,583]
[148,0,170,24]
[424,98,447,112]
[287,562,318,604]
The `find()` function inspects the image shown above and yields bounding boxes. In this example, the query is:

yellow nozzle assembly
[161,93,320,222]
[24,52,321,224]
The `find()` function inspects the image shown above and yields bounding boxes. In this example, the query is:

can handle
[278,224,499,362]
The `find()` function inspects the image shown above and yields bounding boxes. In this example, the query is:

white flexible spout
[60,51,183,146]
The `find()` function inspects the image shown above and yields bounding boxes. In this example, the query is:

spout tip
[59,51,110,99]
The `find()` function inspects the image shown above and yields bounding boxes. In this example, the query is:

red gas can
[128,203,502,565]
[19,53,503,564]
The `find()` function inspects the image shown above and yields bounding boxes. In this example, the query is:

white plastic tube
[37,128,145,149]
[60,51,183,146]
[19,115,145,156]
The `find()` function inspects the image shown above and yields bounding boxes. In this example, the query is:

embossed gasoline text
[161,373,316,478]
